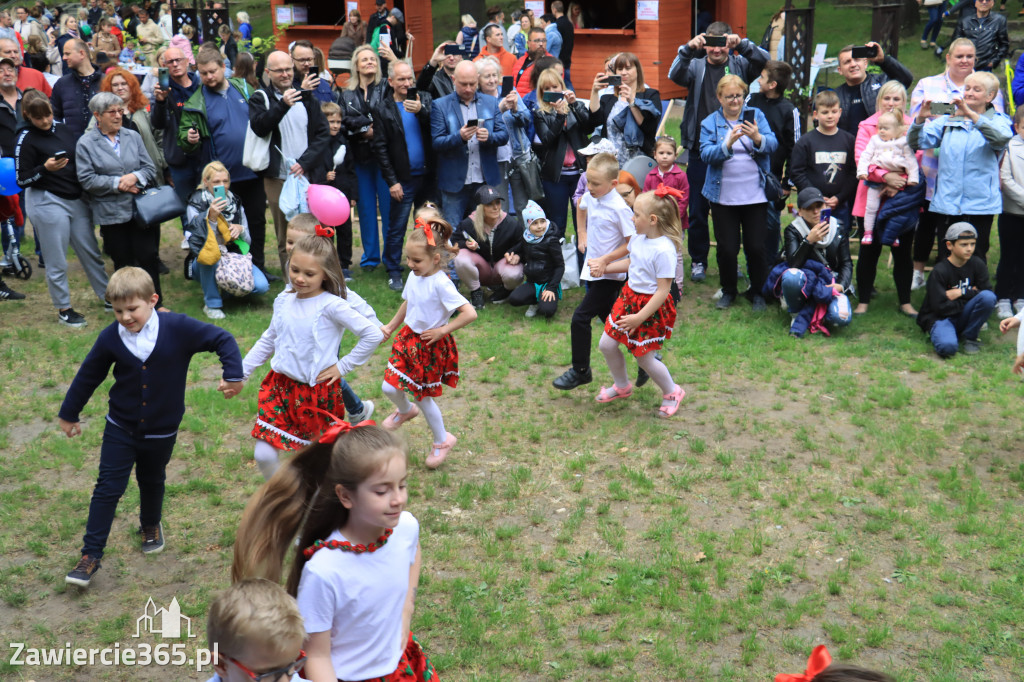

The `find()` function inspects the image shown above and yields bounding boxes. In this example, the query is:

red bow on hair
[414,218,436,246]
[315,224,335,238]
[775,645,832,682]
[654,183,685,201]
[305,406,375,443]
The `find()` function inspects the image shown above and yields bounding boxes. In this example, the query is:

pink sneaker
[658,385,686,418]
[426,432,456,468]
[382,404,420,431]
[595,383,633,403]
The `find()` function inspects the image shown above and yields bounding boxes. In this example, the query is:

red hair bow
[654,183,685,201]
[775,645,832,682]
[306,406,375,444]
[414,218,436,246]
[315,224,335,238]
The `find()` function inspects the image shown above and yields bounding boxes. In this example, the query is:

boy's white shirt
[117,310,160,362]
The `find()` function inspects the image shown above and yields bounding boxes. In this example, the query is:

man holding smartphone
[290,40,334,103]
[668,21,769,284]
[416,41,462,100]
[834,42,912,135]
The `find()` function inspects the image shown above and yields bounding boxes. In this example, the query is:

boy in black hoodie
[917,223,997,357]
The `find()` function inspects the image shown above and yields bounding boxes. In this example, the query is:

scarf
[791,215,838,249]
[200,188,241,225]
[523,222,549,244]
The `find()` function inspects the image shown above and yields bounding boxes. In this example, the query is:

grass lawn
[2,2,1024,681]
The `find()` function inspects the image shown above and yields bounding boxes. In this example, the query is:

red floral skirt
[384,325,459,400]
[251,370,346,450]
[603,283,677,357]
[350,633,437,682]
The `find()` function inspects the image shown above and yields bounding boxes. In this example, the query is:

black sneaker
[263,269,282,283]
[490,285,511,304]
[388,275,403,292]
[157,260,170,275]
[58,308,87,327]
[716,293,735,310]
[0,279,25,300]
[104,300,114,312]
[552,367,592,390]
[470,288,485,310]
[140,522,165,554]
[751,295,767,312]
[343,268,354,282]
[65,554,101,587]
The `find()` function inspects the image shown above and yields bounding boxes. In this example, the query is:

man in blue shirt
[540,14,561,59]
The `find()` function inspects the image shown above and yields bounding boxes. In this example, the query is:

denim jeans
[541,171,580,240]
[441,182,484,229]
[383,175,423,277]
[930,289,997,357]
[81,422,177,558]
[354,161,392,268]
[340,378,363,416]
[764,204,782,263]
[780,268,852,327]
[686,154,711,267]
[922,6,943,43]
[195,259,270,309]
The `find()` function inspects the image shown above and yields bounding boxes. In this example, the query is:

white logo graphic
[134,597,195,639]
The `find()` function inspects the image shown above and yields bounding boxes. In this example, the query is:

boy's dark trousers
[81,422,177,558]
[570,279,624,371]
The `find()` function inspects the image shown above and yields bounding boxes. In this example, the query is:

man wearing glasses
[290,39,334,104]
[952,0,1009,72]
[152,46,201,218]
[512,27,551,97]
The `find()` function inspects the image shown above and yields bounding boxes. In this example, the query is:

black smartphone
[704,35,728,48]
[542,91,563,103]
[605,74,622,86]
[54,150,68,161]
[821,208,832,224]
[466,118,478,127]
[742,109,756,124]
[158,67,169,89]
[406,86,418,100]
[931,101,955,116]
[850,44,878,60]
[501,75,514,97]
[443,44,463,56]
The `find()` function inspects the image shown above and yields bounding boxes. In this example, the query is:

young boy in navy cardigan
[59,268,245,588]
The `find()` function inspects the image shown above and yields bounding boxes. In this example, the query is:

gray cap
[797,186,825,209]
[944,222,978,241]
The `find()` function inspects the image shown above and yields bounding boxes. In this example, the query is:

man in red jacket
[512,27,551,97]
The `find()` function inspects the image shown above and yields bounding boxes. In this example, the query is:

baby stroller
[0,194,31,280]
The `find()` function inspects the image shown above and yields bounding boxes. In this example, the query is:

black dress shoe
[262,269,281,282]
[158,260,169,275]
[552,367,592,390]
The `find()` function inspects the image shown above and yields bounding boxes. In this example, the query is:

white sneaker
[712,288,724,300]
[525,304,538,318]
[1015,299,1024,315]
[349,399,374,423]
[203,305,226,319]
[911,270,926,291]
[997,299,1014,319]
[180,237,189,250]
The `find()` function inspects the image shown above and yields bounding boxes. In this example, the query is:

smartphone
[443,44,463,56]
[605,74,622,86]
[54,150,68,161]
[214,185,227,201]
[466,118,479,127]
[542,91,563,103]
[931,101,955,116]
[501,75,514,97]
[158,67,169,89]
[742,109,756,124]
[821,208,832,224]
[406,86,418,100]
[704,35,728,48]
[850,44,878,60]
[380,31,392,48]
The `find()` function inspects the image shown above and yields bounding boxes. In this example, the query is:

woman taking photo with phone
[476,56,530,221]
[588,52,662,165]
[533,66,589,238]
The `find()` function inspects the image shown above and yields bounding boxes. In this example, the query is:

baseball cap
[521,200,547,226]
[0,57,16,69]
[944,222,978,241]
[475,186,503,205]
[375,0,386,5]
[797,187,825,209]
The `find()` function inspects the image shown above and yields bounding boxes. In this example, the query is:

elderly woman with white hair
[76,92,163,307]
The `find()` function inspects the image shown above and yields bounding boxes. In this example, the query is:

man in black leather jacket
[834,41,913,134]
[952,0,1009,71]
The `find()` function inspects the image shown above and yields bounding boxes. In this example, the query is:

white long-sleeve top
[242,290,383,385]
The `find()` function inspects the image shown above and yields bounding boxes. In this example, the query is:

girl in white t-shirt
[380,216,477,468]
[596,187,686,417]
[231,425,436,682]
[242,228,385,479]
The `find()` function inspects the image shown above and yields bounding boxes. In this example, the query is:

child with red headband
[380,215,477,468]
[776,645,894,682]
[595,186,686,418]
[241,225,384,479]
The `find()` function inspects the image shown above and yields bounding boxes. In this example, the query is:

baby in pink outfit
[856,111,919,245]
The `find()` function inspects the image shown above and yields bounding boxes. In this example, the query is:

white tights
[254,440,283,480]
[598,332,676,395]
[381,381,448,443]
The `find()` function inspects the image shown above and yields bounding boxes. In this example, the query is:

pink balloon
[307,184,351,227]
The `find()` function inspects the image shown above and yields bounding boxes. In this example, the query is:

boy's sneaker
[690,262,706,282]
[0,279,25,300]
[58,308,87,327]
[1015,299,1024,315]
[103,300,114,312]
[343,268,354,282]
[911,270,926,291]
[140,523,165,554]
[490,285,511,304]
[203,305,226,319]
[349,399,375,424]
[525,304,539,318]
[962,339,982,355]
[552,367,592,390]
[65,554,101,587]
[470,288,485,310]
[997,299,1014,319]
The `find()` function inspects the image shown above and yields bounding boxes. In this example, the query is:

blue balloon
[0,157,19,196]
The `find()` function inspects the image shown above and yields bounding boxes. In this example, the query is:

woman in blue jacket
[699,74,778,310]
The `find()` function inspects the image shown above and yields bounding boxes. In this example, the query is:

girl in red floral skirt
[596,186,686,417]
[242,229,385,479]
[380,216,477,468]
[232,424,438,682]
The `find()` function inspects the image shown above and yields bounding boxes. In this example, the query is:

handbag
[243,90,272,172]
[510,125,545,201]
[740,136,786,204]
[560,236,580,290]
[133,184,186,228]
[214,246,255,297]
